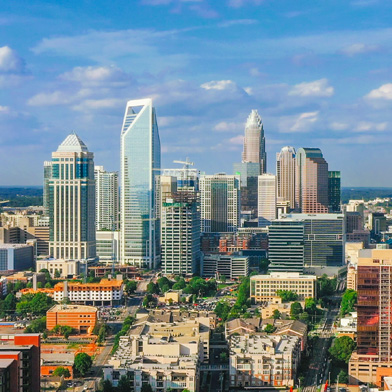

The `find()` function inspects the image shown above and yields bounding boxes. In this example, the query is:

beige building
[258,174,277,227]
[345,242,364,265]
[250,272,316,303]
[347,264,357,291]
[276,146,296,210]
[36,259,80,278]
[229,334,301,388]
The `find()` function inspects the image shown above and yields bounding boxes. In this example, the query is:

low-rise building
[36,259,81,278]
[202,254,249,279]
[41,352,74,379]
[53,278,123,306]
[336,312,357,341]
[229,334,301,388]
[0,244,34,272]
[347,264,357,291]
[46,304,98,334]
[157,290,191,304]
[250,272,317,303]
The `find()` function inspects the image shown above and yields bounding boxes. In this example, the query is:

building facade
[202,254,249,279]
[48,133,96,261]
[94,166,119,231]
[295,148,329,213]
[200,174,240,233]
[276,146,296,210]
[258,174,276,227]
[96,230,120,265]
[0,244,33,271]
[120,99,161,268]
[328,171,341,212]
[43,161,52,216]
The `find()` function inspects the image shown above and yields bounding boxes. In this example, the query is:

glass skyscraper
[120,99,161,268]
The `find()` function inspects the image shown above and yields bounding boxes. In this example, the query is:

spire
[246,109,262,128]
[57,133,88,152]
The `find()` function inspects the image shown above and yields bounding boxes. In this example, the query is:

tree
[162,284,170,293]
[54,269,61,279]
[264,323,276,333]
[299,312,310,323]
[37,282,43,288]
[17,292,54,316]
[337,370,349,384]
[3,293,16,313]
[272,309,281,319]
[53,366,71,378]
[305,298,317,313]
[290,302,303,319]
[146,282,159,294]
[101,380,114,392]
[74,352,92,376]
[172,278,186,290]
[118,375,132,392]
[318,274,337,298]
[340,289,357,316]
[141,385,153,392]
[158,277,172,291]
[214,301,231,321]
[45,282,52,289]
[220,352,228,361]
[143,294,156,308]
[124,280,137,295]
[220,275,226,283]
[25,316,47,333]
[329,336,356,364]
[39,268,51,282]
[277,290,298,302]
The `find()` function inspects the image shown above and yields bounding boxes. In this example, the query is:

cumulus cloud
[0,46,25,73]
[201,80,238,91]
[340,43,380,56]
[279,111,319,133]
[365,83,392,100]
[355,121,387,132]
[214,121,243,132]
[289,78,334,97]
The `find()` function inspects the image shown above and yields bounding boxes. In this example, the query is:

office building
[94,166,119,231]
[0,244,33,272]
[43,161,52,216]
[295,148,329,213]
[229,334,301,388]
[161,192,200,275]
[368,212,387,239]
[162,158,199,191]
[48,133,96,261]
[250,272,316,303]
[268,220,305,273]
[46,304,98,334]
[233,161,260,217]
[242,109,267,174]
[200,174,240,233]
[202,254,249,279]
[276,146,296,210]
[36,259,80,278]
[328,171,341,212]
[349,249,392,385]
[120,99,161,268]
[258,174,276,227]
[346,212,363,234]
[96,230,120,265]
[278,213,345,267]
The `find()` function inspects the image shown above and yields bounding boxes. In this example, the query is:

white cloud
[218,19,258,28]
[365,83,392,100]
[0,105,10,113]
[200,80,237,91]
[330,122,349,131]
[355,121,387,132]
[289,78,334,97]
[214,121,243,132]
[28,91,73,106]
[340,43,379,56]
[72,98,124,112]
[249,67,261,77]
[288,111,319,132]
[228,0,263,8]
[228,135,244,145]
[0,46,25,73]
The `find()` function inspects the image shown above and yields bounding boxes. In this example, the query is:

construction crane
[173,158,194,182]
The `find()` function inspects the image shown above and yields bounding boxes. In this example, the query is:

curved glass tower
[120,99,161,268]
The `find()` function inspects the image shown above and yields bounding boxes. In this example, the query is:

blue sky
[1,0,392,186]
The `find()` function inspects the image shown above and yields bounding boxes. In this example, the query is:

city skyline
[1,1,392,186]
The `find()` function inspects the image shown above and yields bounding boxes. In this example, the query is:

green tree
[45,282,52,289]
[3,293,17,313]
[157,277,172,291]
[17,292,54,316]
[318,274,337,297]
[124,280,137,295]
[337,370,349,384]
[220,275,226,283]
[220,352,228,361]
[25,316,47,333]
[277,290,298,302]
[290,302,303,319]
[162,284,170,293]
[329,336,356,364]
[264,323,276,333]
[304,297,317,313]
[118,375,132,392]
[272,309,281,319]
[340,289,357,316]
[54,269,61,279]
[299,312,310,323]
[146,282,159,294]
[39,268,51,282]
[101,380,114,392]
[73,352,92,376]
[37,282,43,288]
[52,366,71,378]
[141,384,153,392]
[172,278,186,290]
[214,301,231,322]
[143,294,156,308]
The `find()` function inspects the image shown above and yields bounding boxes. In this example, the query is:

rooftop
[57,132,88,153]
[47,304,98,313]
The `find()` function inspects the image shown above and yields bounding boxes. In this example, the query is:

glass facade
[121,99,161,268]
[328,171,341,212]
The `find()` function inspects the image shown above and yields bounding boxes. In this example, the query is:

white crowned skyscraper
[242,109,266,174]
[276,146,296,210]
[120,99,161,268]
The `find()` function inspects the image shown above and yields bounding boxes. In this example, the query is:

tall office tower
[120,99,161,268]
[276,146,296,210]
[43,161,52,215]
[48,133,96,261]
[257,174,276,227]
[349,249,392,385]
[328,171,341,212]
[161,192,200,275]
[162,158,199,191]
[268,220,305,273]
[200,174,240,233]
[94,166,119,231]
[233,162,260,217]
[295,148,329,213]
[242,109,267,174]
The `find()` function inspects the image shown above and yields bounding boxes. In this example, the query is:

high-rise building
[328,171,341,212]
[120,99,161,268]
[43,161,52,215]
[242,110,266,174]
[276,146,296,210]
[200,174,240,233]
[94,166,119,231]
[295,148,329,213]
[349,249,392,385]
[268,220,305,273]
[162,158,199,191]
[48,133,96,261]
[161,192,200,275]
[258,174,276,227]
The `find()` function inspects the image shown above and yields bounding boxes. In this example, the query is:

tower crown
[57,132,88,152]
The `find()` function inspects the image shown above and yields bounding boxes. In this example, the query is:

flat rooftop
[47,304,98,313]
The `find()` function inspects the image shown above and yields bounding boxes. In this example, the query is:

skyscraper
[328,171,341,212]
[43,161,52,216]
[120,99,161,268]
[48,133,96,261]
[242,110,266,174]
[161,192,200,275]
[258,174,276,227]
[295,148,329,213]
[94,166,119,231]
[200,174,240,233]
[276,146,296,210]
